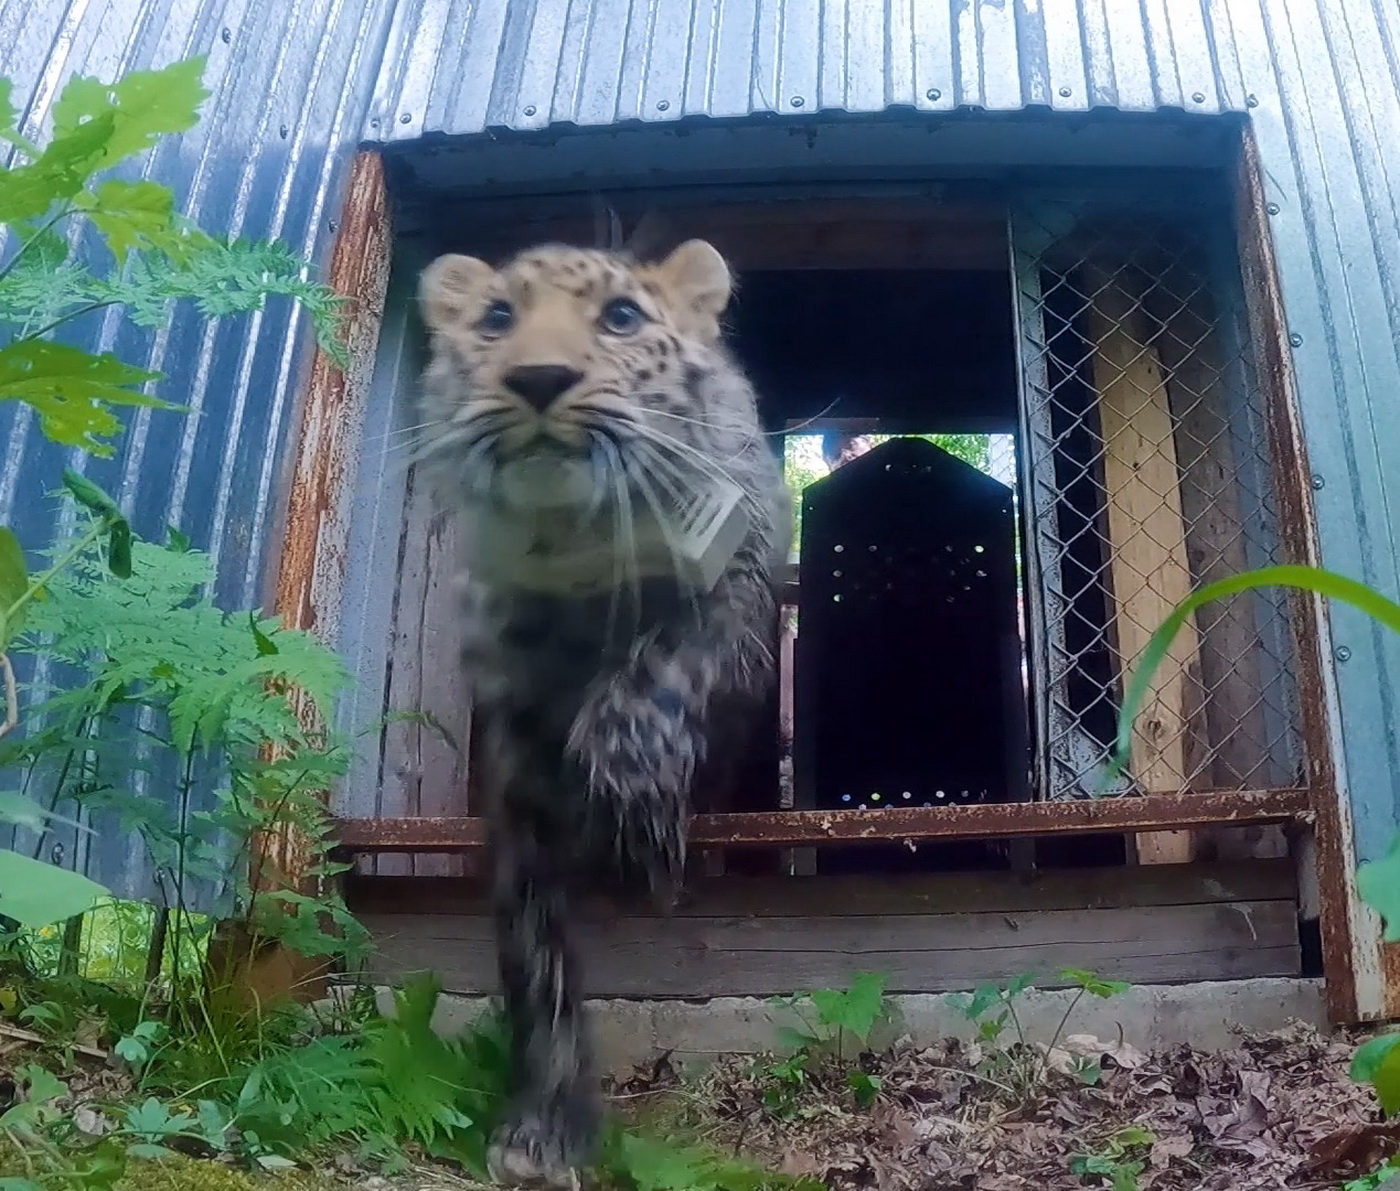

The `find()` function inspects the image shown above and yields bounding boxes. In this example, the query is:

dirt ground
[611,1023,1398,1190]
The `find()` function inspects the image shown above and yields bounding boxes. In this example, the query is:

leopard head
[416,240,783,593]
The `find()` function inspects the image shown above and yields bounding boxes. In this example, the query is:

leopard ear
[651,240,733,328]
[419,254,495,332]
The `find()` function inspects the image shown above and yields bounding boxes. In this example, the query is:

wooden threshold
[333,788,1312,854]
[356,859,1302,998]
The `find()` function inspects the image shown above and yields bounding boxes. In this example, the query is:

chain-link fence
[1013,198,1304,802]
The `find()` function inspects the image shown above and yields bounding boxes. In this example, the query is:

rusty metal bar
[333,788,1311,854]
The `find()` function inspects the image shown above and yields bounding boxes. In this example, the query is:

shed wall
[1,0,1397,1012]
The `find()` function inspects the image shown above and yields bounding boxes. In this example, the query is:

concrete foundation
[363,977,1327,1073]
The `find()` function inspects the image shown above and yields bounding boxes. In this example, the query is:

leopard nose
[502,365,584,412]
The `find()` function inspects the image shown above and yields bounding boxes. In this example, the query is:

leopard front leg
[568,572,778,904]
[485,722,599,1188]
[569,674,700,904]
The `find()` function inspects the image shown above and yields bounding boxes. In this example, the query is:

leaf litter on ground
[609,1022,1400,1190]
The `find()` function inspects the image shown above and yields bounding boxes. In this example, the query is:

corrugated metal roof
[365,0,1250,139]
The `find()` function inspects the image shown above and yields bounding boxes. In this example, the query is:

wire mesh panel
[1011,193,1303,802]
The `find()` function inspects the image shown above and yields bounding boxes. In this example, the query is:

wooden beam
[365,902,1300,998]
[348,859,1298,918]
[331,788,1311,854]
[249,150,392,1004]
[1086,262,1201,866]
[1235,129,1357,1023]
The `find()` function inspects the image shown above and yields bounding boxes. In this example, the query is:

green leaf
[0,342,173,457]
[1354,1032,1400,1115]
[847,1068,882,1108]
[61,469,123,520]
[51,57,208,172]
[166,525,191,552]
[0,114,116,222]
[124,1096,193,1140]
[1113,565,1400,787]
[0,848,107,927]
[0,528,27,646]
[77,178,183,260]
[0,78,31,154]
[18,1064,66,1106]
[1070,1155,1118,1176]
[1062,968,1131,999]
[1360,838,1400,944]
[107,518,133,578]
[1352,1033,1400,1083]
[809,971,887,1045]
[0,790,91,835]
[1111,1126,1156,1149]
[250,612,279,656]
[0,1179,45,1191]
[959,983,1005,1021]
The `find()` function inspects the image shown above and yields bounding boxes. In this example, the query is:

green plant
[1069,1126,1155,1190]
[1345,1156,1400,1190]
[762,972,890,1114]
[0,53,345,930]
[950,968,1131,1097]
[1117,564,1400,1177]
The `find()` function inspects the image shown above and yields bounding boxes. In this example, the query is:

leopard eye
[477,300,515,337]
[599,297,645,336]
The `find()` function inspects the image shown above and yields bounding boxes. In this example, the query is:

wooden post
[1085,262,1200,865]
[238,150,392,1006]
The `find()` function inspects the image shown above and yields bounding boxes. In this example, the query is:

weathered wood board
[356,861,1300,998]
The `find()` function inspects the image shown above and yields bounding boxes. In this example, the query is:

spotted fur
[416,241,791,1186]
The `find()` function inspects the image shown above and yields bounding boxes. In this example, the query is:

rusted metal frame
[248,150,392,999]
[1007,200,1116,802]
[332,788,1311,854]
[1235,129,1358,1022]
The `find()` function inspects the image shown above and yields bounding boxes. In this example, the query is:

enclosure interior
[336,116,1321,996]
[334,113,1318,993]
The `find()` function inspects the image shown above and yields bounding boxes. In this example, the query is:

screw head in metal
[524,105,537,117]
[1290,332,1304,347]
[657,100,670,111]
[1246,93,1260,108]
[1058,87,1072,98]
[50,842,64,865]
[1311,473,1325,490]
[329,220,339,233]
[1266,202,1280,215]
[926,88,942,101]
[221,27,232,42]
[791,96,804,107]
[399,112,412,124]
[279,124,289,138]
[1192,92,1206,103]
[1336,645,1352,663]
[370,117,380,128]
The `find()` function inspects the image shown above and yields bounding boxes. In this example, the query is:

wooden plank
[361,898,1300,998]
[414,512,473,877]
[332,787,1312,853]
[1235,129,1356,1022]
[1086,261,1201,865]
[254,150,391,1004]
[1153,260,1286,861]
[375,466,432,878]
[347,858,1297,919]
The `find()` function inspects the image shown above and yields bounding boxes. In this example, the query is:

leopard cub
[416,239,791,1187]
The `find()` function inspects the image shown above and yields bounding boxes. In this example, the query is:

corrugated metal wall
[0,0,401,900]
[3,0,1398,1004]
